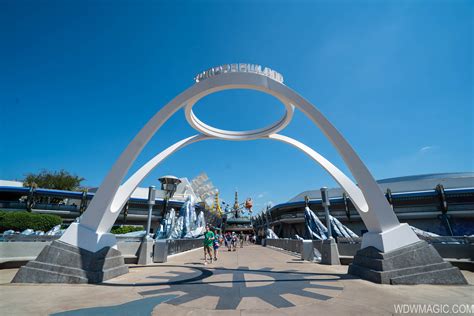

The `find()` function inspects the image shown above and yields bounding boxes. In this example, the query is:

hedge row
[110,225,144,235]
[0,210,62,233]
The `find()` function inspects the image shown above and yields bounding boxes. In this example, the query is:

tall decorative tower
[233,190,240,218]
[212,192,222,215]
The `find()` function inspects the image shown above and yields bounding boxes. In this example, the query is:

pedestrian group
[203,225,255,265]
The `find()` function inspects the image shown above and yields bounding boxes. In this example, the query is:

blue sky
[1,0,472,212]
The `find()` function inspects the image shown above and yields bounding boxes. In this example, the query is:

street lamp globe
[158,175,181,199]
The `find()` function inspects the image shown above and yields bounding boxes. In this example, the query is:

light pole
[146,186,156,238]
[137,177,180,265]
[320,186,340,265]
[158,175,182,222]
[320,187,332,239]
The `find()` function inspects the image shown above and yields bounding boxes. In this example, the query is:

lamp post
[320,186,340,265]
[138,176,181,265]
[137,185,157,265]
[158,175,182,221]
[146,186,156,238]
[320,187,332,239]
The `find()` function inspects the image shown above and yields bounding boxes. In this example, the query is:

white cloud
[419,145,439,153]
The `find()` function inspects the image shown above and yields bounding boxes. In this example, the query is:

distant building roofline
[376,172,474,184]
[288,172,474,203]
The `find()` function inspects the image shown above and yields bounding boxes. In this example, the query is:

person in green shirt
[203,225,215,264]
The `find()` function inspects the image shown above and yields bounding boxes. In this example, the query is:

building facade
[253,173,474,237]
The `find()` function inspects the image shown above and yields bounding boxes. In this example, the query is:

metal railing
[336,237,362,244]
[167,238,203,255]
[336,236,474,245]
[2,235,60,242]
[1,234,145,242]
[417,236,473,244]
[265,237,473,261]
[265,238,302,253]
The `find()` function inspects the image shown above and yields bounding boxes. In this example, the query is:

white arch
[60,71,418,252]
[110,134,211,216]
[268,134,368,214]
[111,134,368,223]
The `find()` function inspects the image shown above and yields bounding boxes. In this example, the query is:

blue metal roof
[0,186,30,193]
[267,187,474,211]
[0,186,187,206]
[376,172,474,184]
[35,188,94,198]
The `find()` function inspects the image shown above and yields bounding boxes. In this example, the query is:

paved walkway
[1,245,473,315]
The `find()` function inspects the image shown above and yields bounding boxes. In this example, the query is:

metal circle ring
[184,89,295,140]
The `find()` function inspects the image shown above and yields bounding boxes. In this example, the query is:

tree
[23,169,85,191]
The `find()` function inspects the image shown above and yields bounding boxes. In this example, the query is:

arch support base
[361,223,419,253]
[12,240,128,284]
[60,223,118,253]
[349,240,468,285]
[13,224,127,284]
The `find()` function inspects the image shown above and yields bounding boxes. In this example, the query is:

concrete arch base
[12,240,128,284]
[348,241,467,285]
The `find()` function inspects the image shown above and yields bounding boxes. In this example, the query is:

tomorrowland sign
[194,63,284,84]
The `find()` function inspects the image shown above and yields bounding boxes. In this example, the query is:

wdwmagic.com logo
[394,304,474,314]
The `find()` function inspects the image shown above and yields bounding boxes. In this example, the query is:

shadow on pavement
[50,295,178,316]
[99,265,351,310]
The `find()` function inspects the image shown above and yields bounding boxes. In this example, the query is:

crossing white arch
[60,70,419,253]
[102,133,368,227]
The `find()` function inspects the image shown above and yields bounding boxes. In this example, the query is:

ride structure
[211,192,223,216]
[221,190,253,234]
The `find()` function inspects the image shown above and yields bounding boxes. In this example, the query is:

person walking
[203,225,215,265]
[225,232,232,251]
[239,232,244,248]
[213,230,220,261]
[231,232,237,251]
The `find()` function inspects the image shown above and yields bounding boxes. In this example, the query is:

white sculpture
[266,228,279,239]
[60,64,419,253]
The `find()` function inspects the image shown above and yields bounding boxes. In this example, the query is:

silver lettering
[270,70,276,80]
[194,64,284,83]
[276,73,283,83]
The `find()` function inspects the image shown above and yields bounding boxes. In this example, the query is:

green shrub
[110,225,144,235]
[0,210,62,233]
